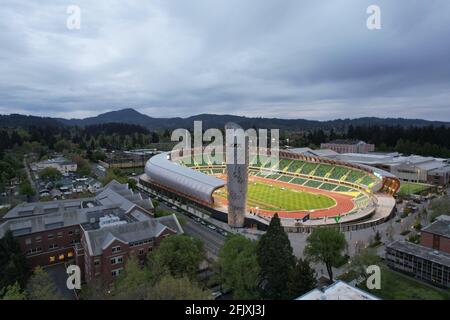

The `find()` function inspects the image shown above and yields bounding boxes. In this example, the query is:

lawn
[398,181,432,196]
[215,181,336,211]
[360,265,450,300]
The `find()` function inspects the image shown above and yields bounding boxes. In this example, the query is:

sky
[0,0,449,121]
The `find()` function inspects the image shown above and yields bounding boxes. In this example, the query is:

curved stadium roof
[144,153,225,204]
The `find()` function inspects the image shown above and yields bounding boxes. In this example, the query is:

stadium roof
[144,152,225,204]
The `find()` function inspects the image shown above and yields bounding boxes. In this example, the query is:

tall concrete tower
[225,123,248,228]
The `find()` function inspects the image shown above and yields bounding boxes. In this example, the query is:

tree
[0,231,29,289]
[26,266,63,300]
[218,235,260,299]
[304,227,347,283]
[1,281,26,300]
[257,214,296,299]
[147,235,205,280]
[39,167,62,181]
[113,256,149,299]
[288,258,317,298]
[146,274,211,300]
[19,182,35,201]
[346,248,381,282]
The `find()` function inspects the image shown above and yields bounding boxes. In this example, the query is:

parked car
[208,224,217,231]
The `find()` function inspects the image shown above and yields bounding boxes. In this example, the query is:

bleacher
[313,164,334,177]
[300,162,318,175]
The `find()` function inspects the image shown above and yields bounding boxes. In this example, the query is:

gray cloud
[0,0,449,120]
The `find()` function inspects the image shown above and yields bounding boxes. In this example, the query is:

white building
[296,281,380,300]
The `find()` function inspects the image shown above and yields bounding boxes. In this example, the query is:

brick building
[320,140,375,154]
[385,216,450,288]
[0,180,183,284]
[420,217,450,254]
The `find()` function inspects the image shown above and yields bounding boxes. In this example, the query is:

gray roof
[144,152,225,204]
[83,214,183,256]
[421,219,450,238]
[0,180,155,238]
[387,241,450,266]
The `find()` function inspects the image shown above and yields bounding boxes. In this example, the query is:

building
[0,180,183,284]
[31,157,77,174]
[295,280,380,300]
[386,240,450,288]
[320,140,375,154]
[324,152,450,186]
[99,149,160,169]
[420,216,450,254]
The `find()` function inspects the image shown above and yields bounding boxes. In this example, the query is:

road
[155,201,226,258]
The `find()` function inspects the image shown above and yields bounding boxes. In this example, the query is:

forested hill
[1,108,449,131]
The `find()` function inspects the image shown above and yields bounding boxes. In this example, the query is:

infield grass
[215,181,336,211]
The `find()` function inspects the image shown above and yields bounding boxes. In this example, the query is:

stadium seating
[304,180,322,188]
[344,170,366,183]
[328,166,349,180]
[313,164,334,177]
[300,162,318,175]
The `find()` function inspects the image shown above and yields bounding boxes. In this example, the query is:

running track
[213,174,355,219]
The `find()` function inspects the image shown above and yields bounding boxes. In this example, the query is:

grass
[215,181,336,211]
[398,182,432,196]
[360,265,450,300]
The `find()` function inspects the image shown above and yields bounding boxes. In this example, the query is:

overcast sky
[1,0,449,120]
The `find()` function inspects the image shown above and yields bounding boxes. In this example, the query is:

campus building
[296,280,379,300]
[0,180,183,284]
[320,152,450,186]
[31,157,77,174]
[385,216,450,288]
[320,140,375,154]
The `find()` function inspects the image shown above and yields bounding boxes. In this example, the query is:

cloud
[0,0,449,120]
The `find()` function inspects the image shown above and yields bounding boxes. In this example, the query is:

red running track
[213,174,355,219]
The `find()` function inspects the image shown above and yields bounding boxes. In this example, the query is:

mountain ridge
[1,108,449,131]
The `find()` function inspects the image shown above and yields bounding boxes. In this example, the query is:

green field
[361,265,450,300]
[398,182,432,196]
[215,181,336,211]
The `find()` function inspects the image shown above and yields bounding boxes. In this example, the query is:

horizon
[2,107,450,123]
[0,1,450,121]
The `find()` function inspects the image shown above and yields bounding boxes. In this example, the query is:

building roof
[0,180,155,238]
[323,139,369,145]
[421,219,450,238]
[387,241,450,266]
[83,214,183,256]
[144,152,225,204]
[296,281,380,300]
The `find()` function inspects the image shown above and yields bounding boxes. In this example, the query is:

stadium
[139,148,400,232]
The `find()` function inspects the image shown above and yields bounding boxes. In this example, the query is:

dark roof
[324,139,366,145]
[387,240,450,266]
[421,219,450,238]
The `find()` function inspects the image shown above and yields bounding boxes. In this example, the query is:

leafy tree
[19,182,35,201]
[39,167,62,181]
[26,266,63,300]
[304,227,347,283]
[146,274,211,300]
[1,281,26,300]
[127,178,137,191]
[288,258,317,298]
[257,214,296,299]
[0,231,29,289]
[148,235,205,280]
[218,235,260,299]
[346,248,381,282]
[113,256,149,299]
